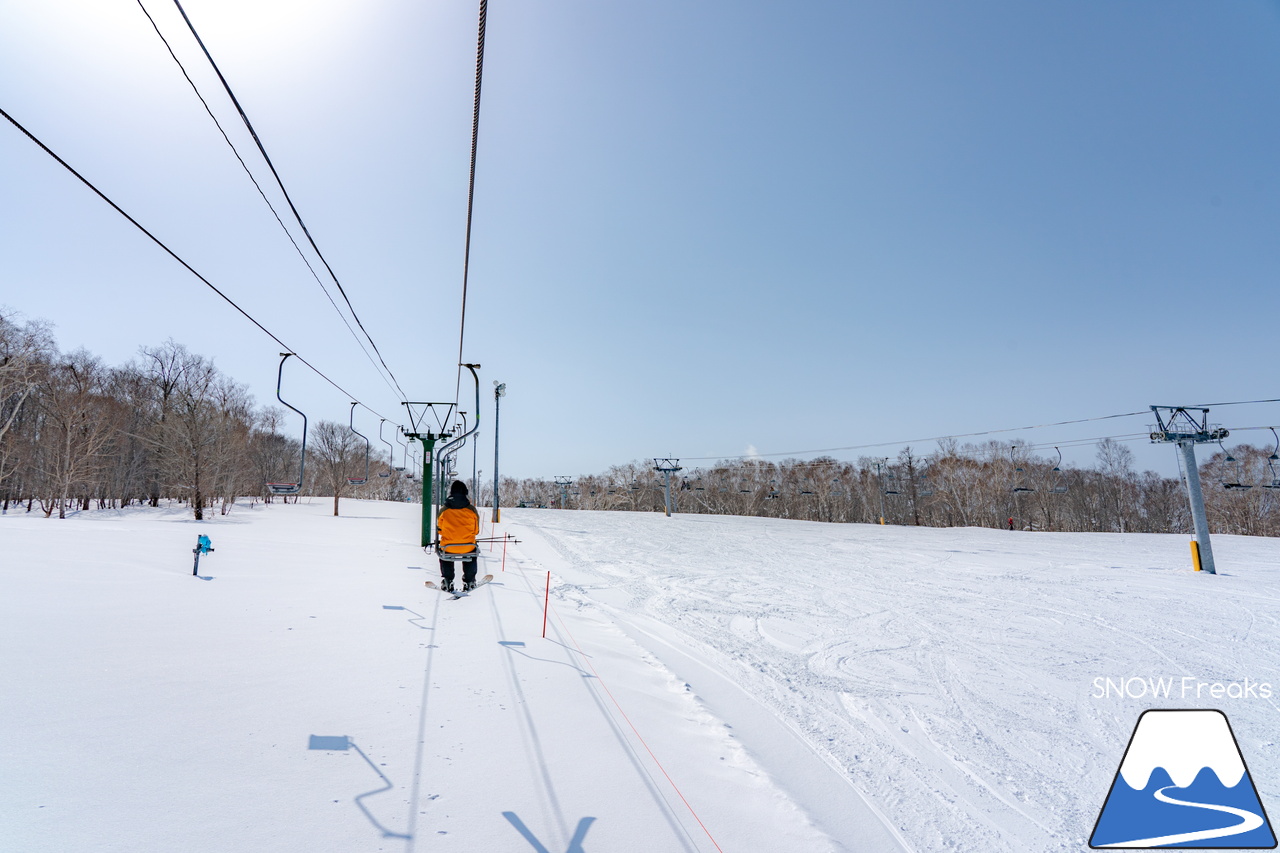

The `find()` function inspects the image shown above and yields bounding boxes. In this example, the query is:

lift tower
[653,458,682,517]
[1150,406,1228,574]
[402,401,454,548]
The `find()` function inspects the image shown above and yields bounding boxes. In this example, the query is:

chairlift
[1264,428,1280,490]
[377,420,393,478]
[1011,447,1035,493]
[1219,441,1253,490]
[265,353,307,495]
[1049,447,1069,494]
[914,463,934,497]
[391,425,407,471]
[882,472,900,496]
[346,402,370,486]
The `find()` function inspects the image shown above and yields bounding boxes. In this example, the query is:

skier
[437,480,481,592]
[1008,516,1014,531]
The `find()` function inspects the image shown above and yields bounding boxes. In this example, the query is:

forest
[3,314,1277,536]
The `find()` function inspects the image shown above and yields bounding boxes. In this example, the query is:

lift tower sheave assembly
[1150,406,1228,575]
[402,401,455,548]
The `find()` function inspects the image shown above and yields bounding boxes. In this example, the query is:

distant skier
[1008,517,1014,531]
[437,480,481,592]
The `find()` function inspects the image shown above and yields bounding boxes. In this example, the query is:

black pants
[439,557,477,586]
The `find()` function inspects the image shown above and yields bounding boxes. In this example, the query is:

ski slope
[3,500,1279,852]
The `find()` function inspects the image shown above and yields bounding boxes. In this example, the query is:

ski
[425,574,493,598]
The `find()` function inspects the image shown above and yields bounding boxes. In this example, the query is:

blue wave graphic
[1091,766,1276,848]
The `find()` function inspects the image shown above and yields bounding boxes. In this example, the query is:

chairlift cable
[454,0,490,410]
[167,0,410,402]
[0,104,391,421]
[678,410,1150,462]
[134,0,403,403]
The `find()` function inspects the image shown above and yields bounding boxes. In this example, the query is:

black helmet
[449,480,468,497]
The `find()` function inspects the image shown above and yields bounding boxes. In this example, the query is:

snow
[3,499,1279,852]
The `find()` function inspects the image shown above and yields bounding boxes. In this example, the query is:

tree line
[499,437,1280,537]
[0,315,417,519]
[6,315,1277,535]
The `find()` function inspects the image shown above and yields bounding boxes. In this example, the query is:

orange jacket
[437,495,480,553]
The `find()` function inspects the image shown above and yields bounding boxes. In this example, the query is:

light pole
[493,381,505,521]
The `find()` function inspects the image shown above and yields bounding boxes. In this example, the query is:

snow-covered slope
[3,500,1278,852]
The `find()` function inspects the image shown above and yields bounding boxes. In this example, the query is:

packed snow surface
[3,500,1279,852]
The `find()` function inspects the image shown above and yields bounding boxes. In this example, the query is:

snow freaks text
[1091,676,1274,701]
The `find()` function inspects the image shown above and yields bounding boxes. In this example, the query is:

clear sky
[3,0,1279,480]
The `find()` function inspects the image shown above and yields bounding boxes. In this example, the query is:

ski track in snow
[505,509,1280,853]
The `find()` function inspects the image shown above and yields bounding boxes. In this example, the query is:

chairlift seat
[437,543,480,562]
[267,482,300,495]
[347,478,367,486]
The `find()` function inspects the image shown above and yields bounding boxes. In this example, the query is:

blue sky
[3,0,1279,479]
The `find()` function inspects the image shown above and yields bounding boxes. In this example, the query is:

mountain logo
[1090,709,1276,849]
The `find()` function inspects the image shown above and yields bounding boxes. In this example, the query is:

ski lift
[1264,429,1280,490]
[1219,441,1252,490]
[1049,447,1069,494]
[1011,447,1034,493]
[394,428,408,473]
[917,473,934,498]
[882,472,900,496]
[347,402,370,486]
[266,353,307,495]
[377,420,393,478]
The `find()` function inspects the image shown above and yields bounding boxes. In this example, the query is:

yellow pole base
[1190,540,1202,572]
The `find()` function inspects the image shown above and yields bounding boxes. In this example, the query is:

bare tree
[311,420,362,516]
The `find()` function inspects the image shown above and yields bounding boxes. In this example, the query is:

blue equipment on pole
[192,534,214,576]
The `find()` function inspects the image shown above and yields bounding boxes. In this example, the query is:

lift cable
[133,0,403,404]
[453,0,489,411]
[167,0,410,402]
[1187,398,1280,409]
[0,104,391,421]
[678,409,1151,462]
